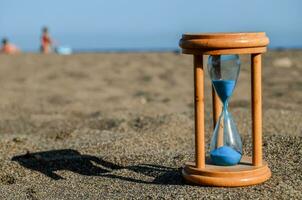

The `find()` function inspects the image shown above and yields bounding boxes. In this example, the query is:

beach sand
[0,51,301,199]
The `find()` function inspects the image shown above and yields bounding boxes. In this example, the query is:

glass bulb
[208,54,242,166]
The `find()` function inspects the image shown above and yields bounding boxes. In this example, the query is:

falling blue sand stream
[210,79,241,166]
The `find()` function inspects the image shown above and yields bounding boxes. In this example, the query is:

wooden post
[211,56,223,146]
[212,87,222,126]
[251,54,262,166]
[194,55,205,169]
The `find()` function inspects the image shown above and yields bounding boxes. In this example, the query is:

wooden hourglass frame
[179,32,271,187]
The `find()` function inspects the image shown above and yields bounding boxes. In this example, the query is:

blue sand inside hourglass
[210,79,241,166]
[212,80,236,103]
[210,146,242,166]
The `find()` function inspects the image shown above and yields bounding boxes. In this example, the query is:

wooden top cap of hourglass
[179,32,269,55]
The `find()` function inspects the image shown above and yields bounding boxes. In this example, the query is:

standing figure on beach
[40,27,53,53]
[1,38,20,54]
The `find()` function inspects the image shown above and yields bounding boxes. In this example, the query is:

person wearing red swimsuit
[41,27,53,53]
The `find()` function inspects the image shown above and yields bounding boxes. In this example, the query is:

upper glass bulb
[208,54,240,103]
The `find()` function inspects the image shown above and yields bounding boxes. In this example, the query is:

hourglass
[179,32,271,187]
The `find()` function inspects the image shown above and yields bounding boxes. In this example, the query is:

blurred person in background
[40,27,53,53]
[1,38,20,54]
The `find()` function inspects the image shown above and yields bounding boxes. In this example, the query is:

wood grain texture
[182,156,271,187]
[180,32,269,52]
[251,54,263,166]
[182,47,267,55]
[212,86,222,127]
[211,56,222,146]
[182,32,267,39]
[194,55,205,169]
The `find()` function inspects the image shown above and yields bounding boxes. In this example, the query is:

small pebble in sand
[140,97,147,104]
[273,57,293,68]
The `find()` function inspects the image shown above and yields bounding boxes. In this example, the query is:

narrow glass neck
[222,100,229,113]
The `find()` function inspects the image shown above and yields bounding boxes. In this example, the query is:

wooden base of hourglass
[182,156,271,187]
[179,32,271,187]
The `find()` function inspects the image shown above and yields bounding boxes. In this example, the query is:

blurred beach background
[1,0,302,51]
[0,0,301,199]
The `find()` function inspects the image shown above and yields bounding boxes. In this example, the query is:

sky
[0,0,301,51]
